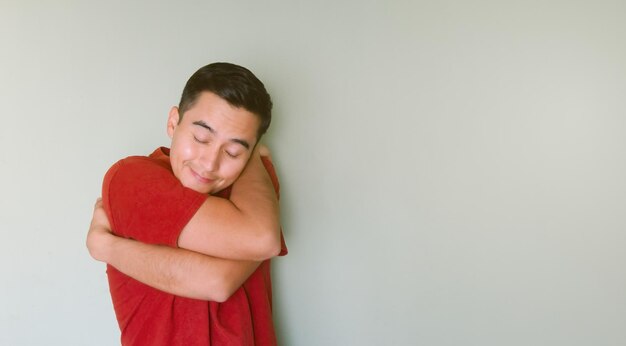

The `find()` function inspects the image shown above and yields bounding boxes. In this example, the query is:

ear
[167,106,180,138]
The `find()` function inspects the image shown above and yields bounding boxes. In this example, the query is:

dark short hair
[178,62,273,138]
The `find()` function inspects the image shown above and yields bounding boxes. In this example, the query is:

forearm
[101,234,260,302]
[229,153,281,251]
[178,153,281,261]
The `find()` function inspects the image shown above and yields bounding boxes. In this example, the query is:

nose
[199,145,220,173]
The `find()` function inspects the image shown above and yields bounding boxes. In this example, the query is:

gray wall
[1,1,625,345]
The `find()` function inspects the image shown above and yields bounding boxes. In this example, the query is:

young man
[86,62,287,345]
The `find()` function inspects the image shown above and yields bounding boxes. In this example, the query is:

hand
[86,198,115,262]
[256,143,272,162]
[239,143,272,177]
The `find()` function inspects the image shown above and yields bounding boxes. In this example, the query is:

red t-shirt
[102,147,287,346]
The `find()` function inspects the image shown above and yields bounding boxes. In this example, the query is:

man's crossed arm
[86,146,280,302]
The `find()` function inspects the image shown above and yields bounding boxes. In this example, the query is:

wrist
[87,227,116,263]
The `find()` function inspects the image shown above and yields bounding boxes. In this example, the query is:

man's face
[167,91,260,194]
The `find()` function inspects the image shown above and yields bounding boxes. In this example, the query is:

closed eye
[225,150,239,158]
[193,135,208,144]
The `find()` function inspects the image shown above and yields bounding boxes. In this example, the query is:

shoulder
[102,154,183,213]
[101,154,207,244]
[104,155,174,189]
[107,155,170,176]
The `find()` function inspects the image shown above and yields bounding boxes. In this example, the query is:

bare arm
[177,148,281,261]
[87,199,258,302]
[87,146,281,299]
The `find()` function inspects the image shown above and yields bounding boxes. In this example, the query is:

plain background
[1,1,625,345]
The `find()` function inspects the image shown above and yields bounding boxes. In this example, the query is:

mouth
[189,168,216,185]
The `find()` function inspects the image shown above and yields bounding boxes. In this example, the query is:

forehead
[183,92,261,140]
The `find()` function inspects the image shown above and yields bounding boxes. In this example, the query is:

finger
[258,145,270,157]
[94,197,103,209]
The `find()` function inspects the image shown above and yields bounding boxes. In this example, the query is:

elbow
[196,290,231,303]
[192,277,236,303]
[209,275,242,303]
[253,230,281,261]
[211,289,234,303]
[266,238,282,258]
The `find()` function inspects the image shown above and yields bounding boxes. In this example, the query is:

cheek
[171,137,196,161]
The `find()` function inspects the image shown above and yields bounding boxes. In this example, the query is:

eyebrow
[192,120,251,150]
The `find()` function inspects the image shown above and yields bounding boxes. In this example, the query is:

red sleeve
[261,156,288,256]
[101,156,207,247]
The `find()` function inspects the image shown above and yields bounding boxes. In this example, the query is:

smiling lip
[190,168,215,184]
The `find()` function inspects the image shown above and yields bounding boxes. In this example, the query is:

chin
[181,179,211,194]
[208,186,223,195]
